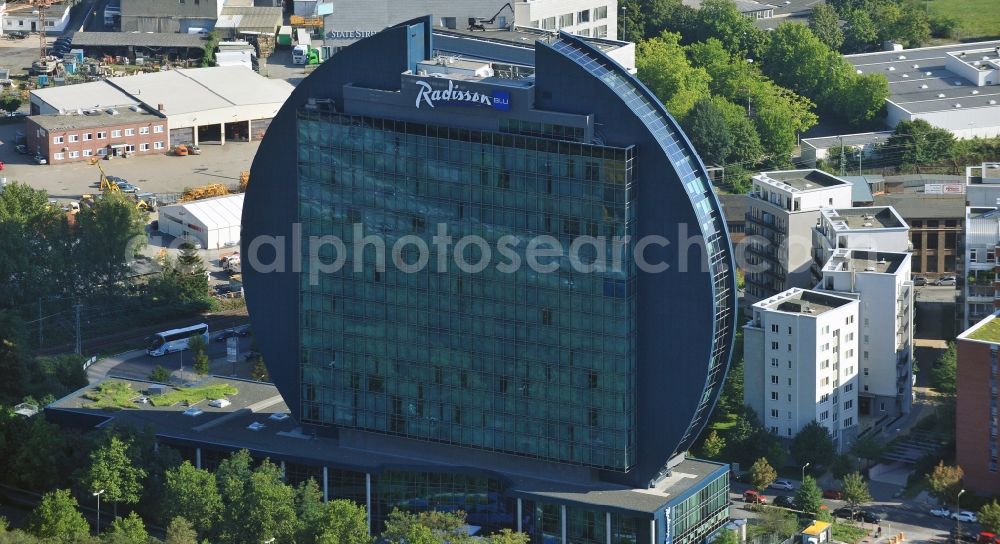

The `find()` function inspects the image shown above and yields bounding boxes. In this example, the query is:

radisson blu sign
[414,80,510,111]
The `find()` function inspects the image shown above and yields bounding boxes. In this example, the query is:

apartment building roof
[757,169,851,192]
[824,207,908,231]
[756,288,856,316]
[873,193,965,219]
[824,249,907,276]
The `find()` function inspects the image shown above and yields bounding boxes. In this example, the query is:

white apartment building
[744,170,853,302]
[322,0,617,48]
[963,206,1000,329]
[960,163,1000,329]
[812,207,911,271]
[744,288,861,451]
[818,250,914,420]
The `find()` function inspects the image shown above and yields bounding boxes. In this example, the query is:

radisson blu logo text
[415,80,510,111]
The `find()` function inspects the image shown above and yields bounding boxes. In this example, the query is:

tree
[244,460,299,544]
[883,119,956,167]
[636,31,711,118]
[81,435,147,517]
[487,529,531,544]
[296,479,327,544]
[701,430,726,459]
[690,0,770,60]
[929,14,959,39]
[979,501,1000,534]
[0,94,22,114]
[165,517,198,544]
[0,310,31,404]
[931,342,957,396]
[842,9,878,53]
[850,435,885,467]
[163,461,222,537]
[809,4,844,51]
[841,472,872,516]
[683,98,733,165]
[28,489,89,543]
[791,420,836,468]
[102,512,148,544]
[382,509,474,544]
[890,1,930,48]
[176,242,205,276]
[215,450,254,543]
[714,530,739,544]
[833,72,889,126]
[316,500,372,544]
[928,461,964,504]
[619,0,646,43]
[830,454,857,480]
[149,365,170,383]
[750,457,777,492]
[795,476,823,515]
[9,417,72,491]
[251,357,270,382]
[78,191,147,291]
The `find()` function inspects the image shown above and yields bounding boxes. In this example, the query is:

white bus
[146,323,209,357]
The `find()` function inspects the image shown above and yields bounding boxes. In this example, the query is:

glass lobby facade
[295,111,638,472]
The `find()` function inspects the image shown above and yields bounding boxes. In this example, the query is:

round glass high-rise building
[244,16,736,543]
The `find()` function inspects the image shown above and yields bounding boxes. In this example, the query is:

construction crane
[30,0,51,60]
[468,3,513,31]
[90,158,121,193]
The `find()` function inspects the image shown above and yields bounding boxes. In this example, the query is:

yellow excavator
[88,158,155,211]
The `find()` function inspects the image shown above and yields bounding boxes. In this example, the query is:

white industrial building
[744,288,861,451]
[322,0,618,49]
[2,3,71,34]
[744,170,854,302]
[158,194,244,250]
[29,67,293,148]
[848,40,1000,139]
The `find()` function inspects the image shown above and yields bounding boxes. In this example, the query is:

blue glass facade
[240,15,737,542]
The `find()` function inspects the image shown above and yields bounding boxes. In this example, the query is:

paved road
[88,327,256,384]
[729,483,973,544]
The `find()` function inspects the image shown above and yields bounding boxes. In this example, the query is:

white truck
[292,29,311,65]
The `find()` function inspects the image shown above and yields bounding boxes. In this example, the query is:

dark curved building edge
[243,15,736,489]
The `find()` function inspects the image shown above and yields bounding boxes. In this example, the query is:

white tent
[158,194,244,250]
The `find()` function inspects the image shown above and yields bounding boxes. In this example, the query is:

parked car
[857,511,882,523]
[116,182,140,193]
[214,330,239,342]
[743,490,767,504]
[913,276,927,286]
[773,496,796,509]
[834,507,854,519]
[953,511,978,523]
[979,532,1000,544]
[822,489,843,500]
[33,154,47,165]
[188,145,202,155]
[236,325,251,337]
[935,276,957,286]
[770,479,794,491]
[931,507,953,518]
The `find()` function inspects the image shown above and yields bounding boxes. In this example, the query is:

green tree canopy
[244,460,299,544]
[928,461,964,504]
[795,475,824,514]
[215,449,254,543]
[636,31,711,118]
[163,461,222,536]
[382,510,474,544]
[931,342,957,396]
[29,489,90,543]
[81,435,148,514]
[78,191,147,291]
[883,119,956,167]
[980,501,1000,534]
[165,517,198,544]
[791,420,836,468]
[0,310,31,404]
[842,9,878,53]
[0,94,22,114]
[682,98,734,166]
[102,512,148,544]
[809,4,845,51]
[316,499,373,544]
[841,472,872,513]
[700,430,726,459]
[750,457,777,492]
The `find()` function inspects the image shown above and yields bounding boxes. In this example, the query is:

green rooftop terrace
[968,318,1000,343]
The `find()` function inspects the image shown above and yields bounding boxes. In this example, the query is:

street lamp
[92,489,105,534]
[801,462,810,482]
[956,488,966,543]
